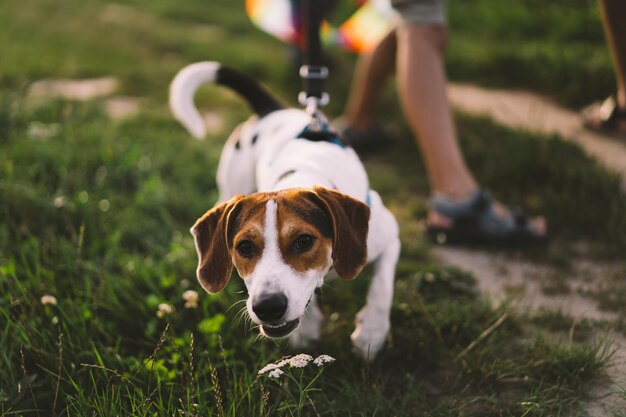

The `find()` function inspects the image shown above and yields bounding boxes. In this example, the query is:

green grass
[1,0,625,415]
[448,0,614,108]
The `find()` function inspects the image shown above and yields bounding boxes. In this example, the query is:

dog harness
[294,121,372,207]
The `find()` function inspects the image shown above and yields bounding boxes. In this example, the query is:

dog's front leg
[350,237,400,361]
[290,294,323,348]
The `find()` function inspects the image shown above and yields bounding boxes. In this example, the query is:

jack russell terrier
[170,62,400,359]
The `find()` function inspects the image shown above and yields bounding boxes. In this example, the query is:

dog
[170,62,400,359]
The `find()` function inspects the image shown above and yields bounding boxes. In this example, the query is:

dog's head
[190,186,370,338]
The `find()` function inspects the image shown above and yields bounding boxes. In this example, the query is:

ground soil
[445,84,626,415]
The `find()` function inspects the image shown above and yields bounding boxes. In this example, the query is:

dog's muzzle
[252,292,300,338]
[261,318,300,338]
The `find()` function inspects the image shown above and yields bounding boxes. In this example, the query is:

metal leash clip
[298,64,330,118]
[298,93,330,119]
[299,65,329,80]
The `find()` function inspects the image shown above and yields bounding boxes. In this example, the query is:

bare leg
[583,0,626,133]
[344,25,476,197]
[341,23,546,237]
[395,24,546,235]
[343,29,397,131]
[595,0,626,133]
[395,25,477,199]
[600,0,626,110]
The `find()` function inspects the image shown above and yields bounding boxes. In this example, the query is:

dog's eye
[294,234,314,253]
[236,240,256,258]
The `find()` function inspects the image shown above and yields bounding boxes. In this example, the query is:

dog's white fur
[171,62,400,359]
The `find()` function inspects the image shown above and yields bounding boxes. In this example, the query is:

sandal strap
[430,189,492,220]
[430,189,536,239]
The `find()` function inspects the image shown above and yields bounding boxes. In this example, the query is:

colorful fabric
[245,0,398,53]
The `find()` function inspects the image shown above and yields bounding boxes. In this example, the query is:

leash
[298,0,330,127]
[294,0,371,206]
[297,0,351,148]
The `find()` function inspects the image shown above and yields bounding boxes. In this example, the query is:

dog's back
[170,62,369,203]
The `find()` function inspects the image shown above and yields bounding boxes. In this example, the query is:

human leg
[341,0,547,242]
[581,0,626,134]
[394,23,547,240]
[342,2,475,197]
[600,0,626,111]
[343,29,397,132]
[395,24,477,199]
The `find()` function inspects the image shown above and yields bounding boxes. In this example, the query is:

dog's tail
[169,61,283,139]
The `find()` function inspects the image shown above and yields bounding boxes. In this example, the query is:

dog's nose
[252,293,288,322]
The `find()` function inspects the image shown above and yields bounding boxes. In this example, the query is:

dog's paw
[350,309,390,361]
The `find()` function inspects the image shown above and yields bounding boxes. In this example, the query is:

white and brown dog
[170,62,400,359]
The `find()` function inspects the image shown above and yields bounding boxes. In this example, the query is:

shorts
[390,0,447,25]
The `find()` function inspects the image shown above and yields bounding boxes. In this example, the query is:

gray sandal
[427,190,548,247]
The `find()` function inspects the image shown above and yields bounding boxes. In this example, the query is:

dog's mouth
[260,318,300,338]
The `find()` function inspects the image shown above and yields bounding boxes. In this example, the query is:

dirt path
[442,84,626,415]
[449,83,626,190]
[27,77,140,120]
[435,247,625,416]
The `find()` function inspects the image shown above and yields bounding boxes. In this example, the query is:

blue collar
[297,123,346,148]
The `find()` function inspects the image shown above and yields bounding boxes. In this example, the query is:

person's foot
[581,96,626,137]
[426,190,548,246]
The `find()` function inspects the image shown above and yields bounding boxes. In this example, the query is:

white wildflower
[182,290,199,309]
[28,121,61,141]
[258,359,290,375]
[276,359,289,368]
[268,368,284,379]
[156,303,174,318]
[51,316,59,325]
[53,196,65,208]
[286,354,313,368]
[258,363,280,375]
[259,354,315,377]
[41,295,57,306]
[313,355,335,366]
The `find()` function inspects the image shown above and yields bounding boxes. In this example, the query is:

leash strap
[293,4,372,207]
[299,0,329,115]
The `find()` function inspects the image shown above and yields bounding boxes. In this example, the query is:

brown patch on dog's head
[228,195,269,278]
[278,187,370,280]
[276,191,334,274]
[191,193,276,293]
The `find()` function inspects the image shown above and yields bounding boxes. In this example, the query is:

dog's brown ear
[190,195,245,293]
[310,186,370,280]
